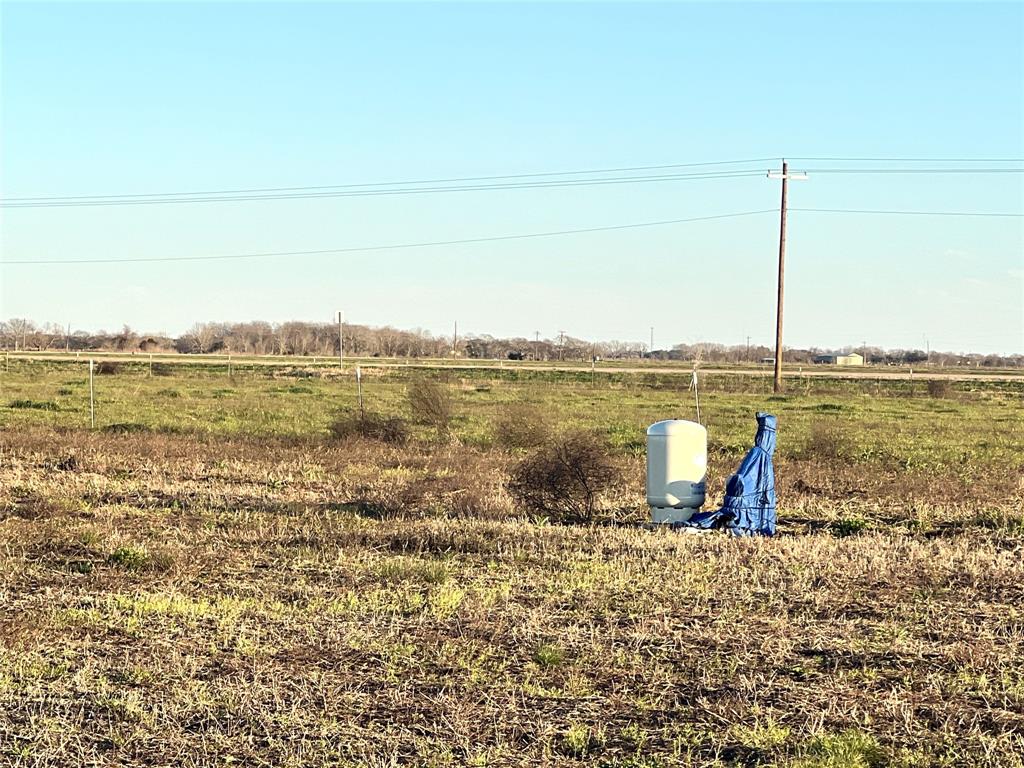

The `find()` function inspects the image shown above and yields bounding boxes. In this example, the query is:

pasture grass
[0,360,1022,765]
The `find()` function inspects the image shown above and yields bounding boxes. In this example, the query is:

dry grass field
[1,360,1022,766]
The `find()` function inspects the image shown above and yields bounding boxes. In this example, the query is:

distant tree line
[1,317,1020,368]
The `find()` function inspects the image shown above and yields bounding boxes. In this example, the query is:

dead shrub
[507,432,621,523]
[329,412,409,445]
[927,379,952,399]
[94,361,122,375]
[408,377,452,434]
[494,403,550,449]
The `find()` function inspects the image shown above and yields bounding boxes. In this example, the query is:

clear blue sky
[1,1,1021,354]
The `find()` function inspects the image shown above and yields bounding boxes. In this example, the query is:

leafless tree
[4,319,36,351]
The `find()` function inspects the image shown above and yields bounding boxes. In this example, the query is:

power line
[793,207,1023,217]
[4,158,1020,208]
[4,205,1018,266]
[0,209,777,265]
[1,158,781,204]
[786,156,1024,162]
[8,166,1018,208]
[11,156,1021,204]
[800,168,1024,174]
[0,169,769,208]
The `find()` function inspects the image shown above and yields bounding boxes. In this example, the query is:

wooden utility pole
[767,161,806,392]
[773,161,789,393]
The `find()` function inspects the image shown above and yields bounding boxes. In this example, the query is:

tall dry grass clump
[493,402,550,449]
[407,376,453,435]
[329,411,409,445]
[507,431,621,522]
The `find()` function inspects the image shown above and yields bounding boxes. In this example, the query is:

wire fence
[2,354,1022,438]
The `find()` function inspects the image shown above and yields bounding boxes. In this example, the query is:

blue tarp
[683,412,777,536]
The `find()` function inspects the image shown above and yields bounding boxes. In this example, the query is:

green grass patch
[9,399,59,411]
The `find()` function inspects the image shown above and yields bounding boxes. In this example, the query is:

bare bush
[407,377,452,434]
[927,379,952,399]
[494,403,550,449]
[329,412,409,445]
[506,432,621,522]
[94,361,122,375]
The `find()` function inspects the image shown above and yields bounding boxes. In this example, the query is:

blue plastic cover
[683,413,777,536]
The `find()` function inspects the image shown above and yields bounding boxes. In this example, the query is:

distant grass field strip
[5,349,1023,380]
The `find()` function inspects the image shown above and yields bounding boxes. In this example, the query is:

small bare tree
[5,318,35,351]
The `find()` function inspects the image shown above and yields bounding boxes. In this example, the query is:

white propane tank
[646,420,707,524]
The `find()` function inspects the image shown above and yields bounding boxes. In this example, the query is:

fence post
[356,365,364,419]
[89,359,96,429]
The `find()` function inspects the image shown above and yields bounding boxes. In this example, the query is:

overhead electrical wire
[792,207,1023,217]
[1,161,777,207]
[786,156,1024,162]
[4,205,1019,267]
[4,157,1021,209]
[0,169,769,208]
[2,165,1015,207]
[0,209,778,265]
[6,155,1018,205]
[1,157,782,203]
[798,168,1024,174]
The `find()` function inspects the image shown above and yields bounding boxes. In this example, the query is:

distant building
[813,352,864,366]
[760,357,775,364]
